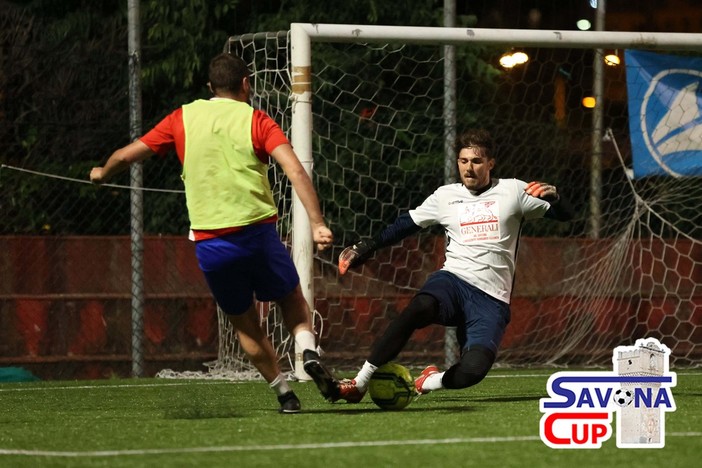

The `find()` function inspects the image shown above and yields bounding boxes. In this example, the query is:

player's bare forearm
[90,158,129,183]
[90,140,154,184]
[291,174,333,250]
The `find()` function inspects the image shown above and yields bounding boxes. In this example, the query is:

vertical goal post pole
[290,24,314,379]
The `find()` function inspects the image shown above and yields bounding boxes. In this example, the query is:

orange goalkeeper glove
[525,181,559,202]
[338,239,377,275]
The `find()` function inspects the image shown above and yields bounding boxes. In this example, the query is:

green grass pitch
[0,368,700,467]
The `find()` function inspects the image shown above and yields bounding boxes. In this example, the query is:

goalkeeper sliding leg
[333,271,502,403]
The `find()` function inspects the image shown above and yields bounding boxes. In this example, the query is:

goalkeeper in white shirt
[333,128,573,403]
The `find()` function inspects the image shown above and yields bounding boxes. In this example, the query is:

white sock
[422,371,445,392]
[353,361,378,391]
[294,330,317,353]
[269,373,292,396]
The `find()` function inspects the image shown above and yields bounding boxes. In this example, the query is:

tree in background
[0,0,449,234]
[1,0,131,233]
[0,0,576,237]
[1,0,242,234]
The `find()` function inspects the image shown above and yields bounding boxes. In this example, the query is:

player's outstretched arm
[90,140,154,184]
[339,212,422,275]
[525,181,574,222]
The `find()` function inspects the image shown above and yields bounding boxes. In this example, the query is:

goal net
[214,25,702,374]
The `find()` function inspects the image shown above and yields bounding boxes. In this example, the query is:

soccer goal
[217,24,702,376]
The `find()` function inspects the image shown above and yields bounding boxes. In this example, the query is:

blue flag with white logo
[625,50,702,178]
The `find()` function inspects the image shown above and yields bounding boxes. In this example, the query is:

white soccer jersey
[409,178,550,304]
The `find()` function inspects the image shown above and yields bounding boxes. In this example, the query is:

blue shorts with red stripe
[194,223,299,315]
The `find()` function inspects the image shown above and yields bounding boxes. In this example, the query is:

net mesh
[3,28,698,381]
[214,30,702,372]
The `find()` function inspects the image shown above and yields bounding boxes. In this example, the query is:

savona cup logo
[539,337,676,449]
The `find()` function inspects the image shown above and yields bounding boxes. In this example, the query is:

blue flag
[625,50,702,178]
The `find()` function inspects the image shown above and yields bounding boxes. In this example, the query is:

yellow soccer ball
[368,363,415,410]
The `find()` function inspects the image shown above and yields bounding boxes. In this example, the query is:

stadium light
[499,50,529,69]
[576,19,592,30]
[604,52,620,66]
[582,96,596,108]
[512,51,529,64]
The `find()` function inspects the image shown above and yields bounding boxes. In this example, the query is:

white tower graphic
[614,338,673,447]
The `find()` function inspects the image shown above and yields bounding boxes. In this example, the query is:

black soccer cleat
[277,390,301,414]
[302,349,340,401]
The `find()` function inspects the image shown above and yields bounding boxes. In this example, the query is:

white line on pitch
[0,381,237,392]
[1,433,700,458]
[0,372,699,393]
[0,436,541,457]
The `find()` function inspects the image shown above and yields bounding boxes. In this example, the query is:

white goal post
[288,24,702,373]
[201,24,702,381]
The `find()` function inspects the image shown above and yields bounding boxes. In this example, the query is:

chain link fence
[1,5,215,379]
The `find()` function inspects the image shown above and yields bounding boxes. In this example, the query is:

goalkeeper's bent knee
[397,294,440,329]
[442,345,495,389]
[368,294,440,365]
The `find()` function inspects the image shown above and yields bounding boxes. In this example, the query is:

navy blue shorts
[194,223,300,315]
[419,270,511,355]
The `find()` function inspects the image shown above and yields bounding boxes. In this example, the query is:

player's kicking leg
[276,286,340,401]
[227,306,301,413]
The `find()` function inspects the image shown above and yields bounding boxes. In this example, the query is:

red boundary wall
[1,235,700,378]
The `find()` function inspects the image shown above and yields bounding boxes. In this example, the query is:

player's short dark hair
[456,129,494,159]
[208,53,249,93]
